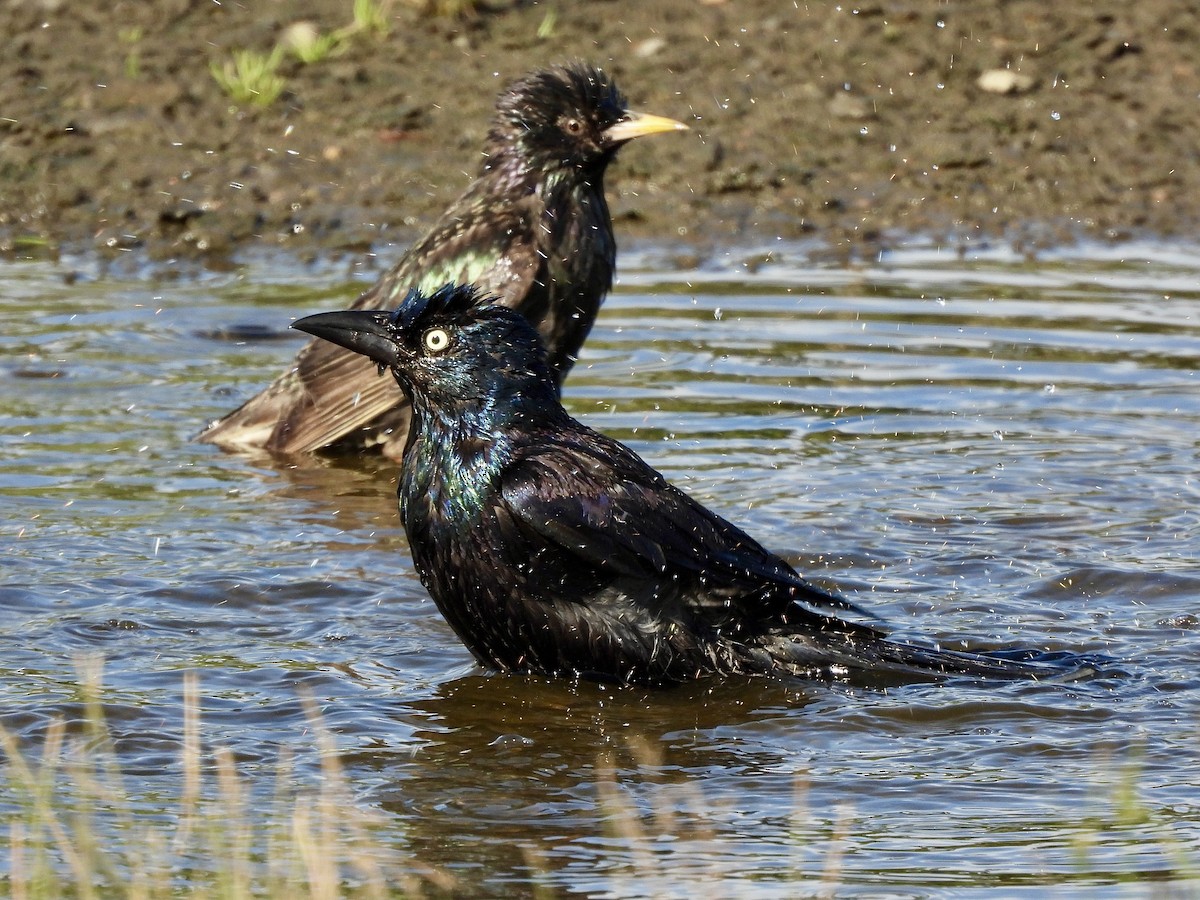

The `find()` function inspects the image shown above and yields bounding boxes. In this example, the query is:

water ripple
[2,243,1199,893]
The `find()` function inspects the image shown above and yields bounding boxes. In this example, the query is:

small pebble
[977,69,1036,95]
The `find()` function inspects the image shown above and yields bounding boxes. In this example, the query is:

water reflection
[353,673,818,894]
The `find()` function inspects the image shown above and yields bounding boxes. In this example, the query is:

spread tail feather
[764,632,1114,684]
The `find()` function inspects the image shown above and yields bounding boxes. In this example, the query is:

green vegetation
[1070,748,1198,884]
[350,0,392,36]
[401,0,480,18]
[536,7,557,40]
[118,27,143,79]
[209,47,286,108]
[211,2,394,108]
[281,22,344,65]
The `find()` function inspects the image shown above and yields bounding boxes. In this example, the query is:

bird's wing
[200,197,545,454]
[368,193,547,314]
[497,431,880,625]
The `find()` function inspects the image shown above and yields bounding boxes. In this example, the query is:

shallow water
[3,240,1199,895]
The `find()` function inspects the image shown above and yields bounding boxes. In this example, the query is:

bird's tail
[763,631,1118,684]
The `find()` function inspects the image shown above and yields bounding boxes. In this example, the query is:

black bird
[199,63,686,458]
[292,284,1094,686]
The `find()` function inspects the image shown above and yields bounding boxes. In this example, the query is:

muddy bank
[3,1,1198,270]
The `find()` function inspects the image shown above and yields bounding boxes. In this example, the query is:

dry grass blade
[0,660,442,897]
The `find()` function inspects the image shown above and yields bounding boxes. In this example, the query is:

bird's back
[198,174,613,458]
[397,409,887,683]
[404,409,1093,685]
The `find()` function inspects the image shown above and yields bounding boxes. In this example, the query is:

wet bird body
[293,285,1083,686]
[199,64,685,457]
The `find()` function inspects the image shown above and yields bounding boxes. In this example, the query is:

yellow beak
[605,110,689,143]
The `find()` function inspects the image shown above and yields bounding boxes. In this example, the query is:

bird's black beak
[605,110,688,144]
[292,309,402,371]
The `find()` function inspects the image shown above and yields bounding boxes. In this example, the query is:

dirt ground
[3,1,1199,271]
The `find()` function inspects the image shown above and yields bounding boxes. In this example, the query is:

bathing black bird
[199,63,686,458]
[292,284,1090,686]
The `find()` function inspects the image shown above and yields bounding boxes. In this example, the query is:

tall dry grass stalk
[593,736,850,897]
[0,660,439,898]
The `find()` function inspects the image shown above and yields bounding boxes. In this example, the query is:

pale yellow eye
[423,328,450,353]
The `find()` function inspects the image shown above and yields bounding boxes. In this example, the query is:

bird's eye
[563,117,583,135]
[423,328,451,353]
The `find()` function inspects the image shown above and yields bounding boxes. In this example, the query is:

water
[3,241,1199,895]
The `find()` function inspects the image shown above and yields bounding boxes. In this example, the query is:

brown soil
[3,1,1198,270]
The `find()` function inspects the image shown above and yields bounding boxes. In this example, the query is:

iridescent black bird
[199,64,686,458]
[293,284,1093,685]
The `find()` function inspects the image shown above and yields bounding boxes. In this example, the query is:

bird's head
[292,284,560,425]
[487,63,686,176]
